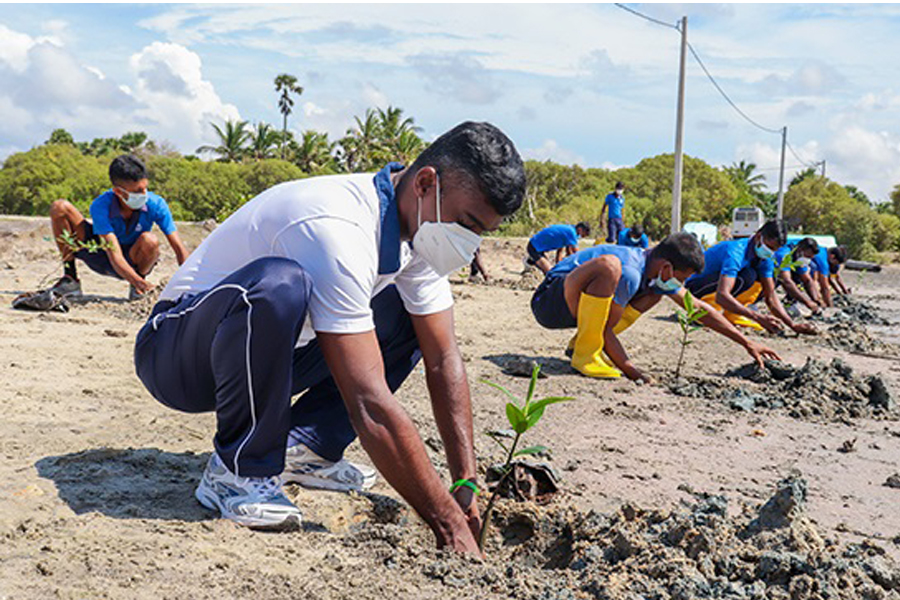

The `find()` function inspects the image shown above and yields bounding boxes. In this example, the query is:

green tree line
[2,115,899,260]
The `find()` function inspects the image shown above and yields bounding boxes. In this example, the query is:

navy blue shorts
[525,241,545,265]
[531,274,576,329]
[74,221,142,279]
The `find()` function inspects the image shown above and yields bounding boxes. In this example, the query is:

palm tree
[248,122,280,160]
[274,73,304,159]
[377,106,421,145]
[394,129,426,165]
[196,119,251,162]
[340,109,382,172]
[790,167,817,188]
[725,160,766,194]
[294,130,335,173]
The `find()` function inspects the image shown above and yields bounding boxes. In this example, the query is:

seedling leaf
[514,445,549,457]
[525,363,540,406]
[481,379,518,403]
[505,402,528,434]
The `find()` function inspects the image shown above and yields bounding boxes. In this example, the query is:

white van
[731,207,765,238]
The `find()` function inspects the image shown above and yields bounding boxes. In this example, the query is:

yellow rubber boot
[566,334,617,369]
[571,293,621,378]
[613,304,643,334]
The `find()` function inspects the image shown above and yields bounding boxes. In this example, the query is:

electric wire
[613,3,679,29]
[785,140,817,168]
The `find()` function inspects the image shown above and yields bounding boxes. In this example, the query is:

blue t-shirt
[618,228,649,248]
[530,224,579,253]
[809,247,831,277]
[89,190,176,246]
[548,245,647,307]
[772,242,810,275]
[689,238,775,283]
[604,192,625,219]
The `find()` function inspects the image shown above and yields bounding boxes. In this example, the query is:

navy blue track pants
[134,257,421,477]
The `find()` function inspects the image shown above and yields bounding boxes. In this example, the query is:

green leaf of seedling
[525,396,574,429]
[480,379,518,403]
[684,290,695,313]
[506,402,528,434]
[514,445,549,457]
[525,363,540,406]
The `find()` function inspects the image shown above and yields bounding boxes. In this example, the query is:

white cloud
[825,126,900,202]
[522,139,586,166]
[129,42,240,152]
[0,23,38,72]
[760,61,846,97]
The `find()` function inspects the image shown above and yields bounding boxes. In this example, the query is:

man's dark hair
[575,221,591,236]
[758,219,787,247]
[650,232,705,273]
[615,181,625,191]
[794,237,819,256]
[407,121,525,217]
[829,245,848,264]
[109,154,148,186]
[630,223,644,238]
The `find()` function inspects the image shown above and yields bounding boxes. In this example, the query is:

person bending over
[684,219,817,335]
[815,245,850,303]
[530,234,779,382]
[49,154,190,300]
[617,223,649,248]
[773,237,823,315]
[524,222,591,274]
[134,122,526,556]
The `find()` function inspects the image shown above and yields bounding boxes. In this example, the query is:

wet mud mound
[670,358,896,422]
[818,321,900,357]
[828,295,890,326]
[372,476,900,599]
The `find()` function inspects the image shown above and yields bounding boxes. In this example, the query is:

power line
[685,41,783,135]
[613,3,678,29]
[785,139,817,168]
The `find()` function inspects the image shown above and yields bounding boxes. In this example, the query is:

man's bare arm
[318,330,479,555]
[165,231,191,265]
[100,233,153,293]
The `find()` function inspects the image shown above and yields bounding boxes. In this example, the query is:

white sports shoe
[282,442,377,492]
[195,453,302,530]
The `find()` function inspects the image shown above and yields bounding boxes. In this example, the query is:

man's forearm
[425,352,477,483]
[697,302,751,348]
[715,290,757,320]
[782,276,815,309]
[107,251,143,284]
[765,294,794,327]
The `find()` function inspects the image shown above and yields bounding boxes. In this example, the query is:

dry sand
[1,217,898,599]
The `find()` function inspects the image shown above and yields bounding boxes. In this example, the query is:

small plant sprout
[58,230,113,254]
[778,251,803,273]
[673,290,707,380]
[478,363,573,551]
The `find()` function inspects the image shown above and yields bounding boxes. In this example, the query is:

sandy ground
[0,217,898,599]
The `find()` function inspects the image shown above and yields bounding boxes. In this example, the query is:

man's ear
[412,166,438,200]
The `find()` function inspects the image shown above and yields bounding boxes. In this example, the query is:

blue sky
[2,3,899,202]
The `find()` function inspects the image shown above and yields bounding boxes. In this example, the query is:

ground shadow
[36,447,212,521]
[482,353,574,377]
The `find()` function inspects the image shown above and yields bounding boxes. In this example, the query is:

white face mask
[119,188,148,210]
[411,175,482,277]
[796,256,812,268]
[650,264,681,295]
[755,241,775,261]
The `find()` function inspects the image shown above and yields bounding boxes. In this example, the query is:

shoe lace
[238,475,285,500]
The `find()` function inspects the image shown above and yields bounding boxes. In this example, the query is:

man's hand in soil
[452,485,482,542]
[791,322,817,335]
[755,312,783,334]
[623,365,652,384]
[746,340,781,369]
[131,277,155,295]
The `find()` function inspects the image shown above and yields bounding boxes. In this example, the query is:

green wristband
[449,479,480,496]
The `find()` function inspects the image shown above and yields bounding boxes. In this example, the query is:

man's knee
[49,199,75,218]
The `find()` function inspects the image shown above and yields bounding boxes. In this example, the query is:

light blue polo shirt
[809,247,831,277]
[548,245,647,307]
[89,190,176,246]
[604,192,624,219]
[618,227,649,248]
[689,238,775,283]
[530,224,579,253]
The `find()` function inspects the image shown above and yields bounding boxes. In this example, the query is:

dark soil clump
[669,358,896,422]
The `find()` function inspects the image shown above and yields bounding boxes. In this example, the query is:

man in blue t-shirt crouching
[525,222,591,273]
[48,154,190,300]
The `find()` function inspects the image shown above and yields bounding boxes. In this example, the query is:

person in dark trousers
[601,181,626,243]
[617,223,649,248]
[772,237,823,314]
[525,222,591,274]
[684,219,817,335]
[530,234,779,382]
[815,245,850,303]
[134,122,526,556]
[48,154,190,300]
[469,248,490,282]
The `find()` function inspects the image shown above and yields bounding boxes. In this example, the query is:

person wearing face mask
[47,154,190,300]
[684,219,817,335]
[772,237,823,315]
[530,234,781,382]
[600,182,627,243]
[133,122,526,556]
[812,245,850,305]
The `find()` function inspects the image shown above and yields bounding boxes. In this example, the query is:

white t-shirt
[159,173,453,347]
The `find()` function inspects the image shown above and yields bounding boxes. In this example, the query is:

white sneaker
[282,442,377,492]
[195,453,302,530]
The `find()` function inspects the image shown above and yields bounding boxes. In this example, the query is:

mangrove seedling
[58,229,113,255]
[478,363,573,551]
[777,251,802,273]
[674,290,707,380]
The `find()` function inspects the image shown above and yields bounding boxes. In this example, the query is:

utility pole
[820,159,826,178]
[776,126,787,220]
[671,15,687,234]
